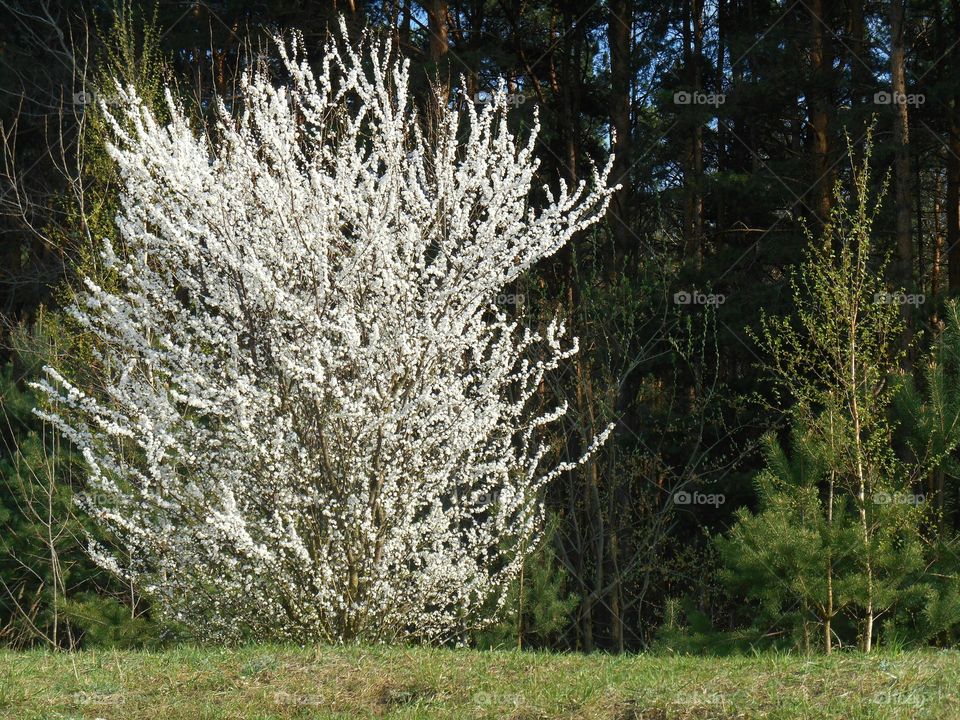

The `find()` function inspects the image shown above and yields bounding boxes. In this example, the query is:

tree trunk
[826,468,835,654]
[807,0,832,227]
[608,0,633,258]
[682,0,704,268]
[847,0,872,99]
[610,530,624,652]
[889,0,913,358]
[851,347,874,653]
[427,0,449,101]
[715,0,726,231]
[949,2,960,294]
[399,0,412,49]
[933,169,943,301]
[949,115,960,294]
[570,282,601,651]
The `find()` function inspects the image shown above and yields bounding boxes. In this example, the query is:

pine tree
[719,426,859,653]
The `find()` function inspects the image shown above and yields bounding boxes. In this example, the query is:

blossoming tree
[35,24,614,643]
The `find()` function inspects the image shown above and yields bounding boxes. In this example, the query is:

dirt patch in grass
[376,680,438,708]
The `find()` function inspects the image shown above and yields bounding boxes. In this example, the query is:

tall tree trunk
[427,0,450,101]
[890,0,914,358]
[569,281,601,651]
[948,2,960,294]
[683,0,704,268]
[934,169,944,300]
[715,0,726,231]
[851,344,874,653]
[807,0,832,227]
[549,10,579,182]
[606,0,634,636]
[847,0,871,98]
[824,404,838,654]
[917,157,924,287]
[608,0,633,259]
[949,121,960,294]
[399,0,412,49]
[610,529,624,652]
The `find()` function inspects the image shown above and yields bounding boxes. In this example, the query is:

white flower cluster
[35,22,614,643]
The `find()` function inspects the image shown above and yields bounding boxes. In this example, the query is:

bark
[548,11,579,182]
[608,0,633,258]
[427,0,450,101]
[826,469,835,655]
[949,125,960,294]
[807,0,832,226]
[683,0,704,267]
[715,0,726,230]
[850,322,874,653]
[847,0,872,98]
[610,530,624,653]
[569,281,602,651]
[934,169,943,300]
[889,0,913,356]
[949,2,960,293]
[399,0,411,48]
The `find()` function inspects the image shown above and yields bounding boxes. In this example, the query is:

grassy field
[1,645,959,719]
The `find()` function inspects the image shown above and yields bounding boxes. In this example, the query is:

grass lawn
[1,645,959,719]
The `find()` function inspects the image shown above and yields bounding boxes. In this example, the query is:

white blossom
[35,21,614,643]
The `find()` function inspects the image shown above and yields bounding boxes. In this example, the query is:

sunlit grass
[1,645,958,718]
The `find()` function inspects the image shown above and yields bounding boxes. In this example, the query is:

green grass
[1,645,959,719]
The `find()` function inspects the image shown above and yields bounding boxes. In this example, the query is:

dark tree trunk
[427,0,450,100]
[807,0,832,227]
[608,0,633,259]
[889,0,913,359]
[682,0,704,268]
